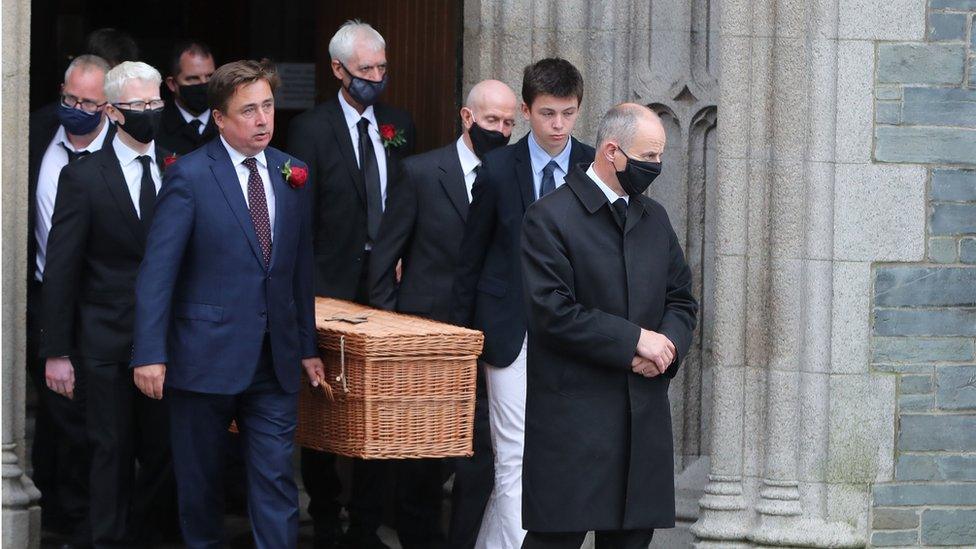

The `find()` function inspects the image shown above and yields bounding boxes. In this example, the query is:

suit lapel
[624,196,647,235]
[266,149,289,269]
[439,144,469,221]
[325,100,366,207]
[207,140,266,270]
[514,137,534,213]
[99,146,144,248]
[375,105,398,187]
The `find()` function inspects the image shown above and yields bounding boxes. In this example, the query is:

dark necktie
[539,160,558,198]
[357,117,382,242]
[184,119,204,142]
[242,157,272,266]
[136,155,156,232]
[60,143,91,163]
[612,197,628,229]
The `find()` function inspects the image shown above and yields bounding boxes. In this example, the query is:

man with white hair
[369,79,518,549]
[27,53,114,545]
[288,19,416,549]
[40,60,175,547]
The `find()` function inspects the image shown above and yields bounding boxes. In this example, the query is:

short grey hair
[328,20,385,64]
[63,54,110,83]
[595,103,654,151]
[103,61,162,103]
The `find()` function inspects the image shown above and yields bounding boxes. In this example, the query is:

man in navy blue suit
[130,60,325,549]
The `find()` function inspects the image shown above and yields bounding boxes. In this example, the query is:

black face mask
[468,122,510,158]
[339,62,387,107]
[117,107,163,144]
[178,82,210,115]
[615,149,662,196]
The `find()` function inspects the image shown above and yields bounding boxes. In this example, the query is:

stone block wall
[870,3,976,546]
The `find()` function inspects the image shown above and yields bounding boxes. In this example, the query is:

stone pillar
[2,0,41,547]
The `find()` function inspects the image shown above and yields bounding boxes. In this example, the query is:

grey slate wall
[870,3,976,546]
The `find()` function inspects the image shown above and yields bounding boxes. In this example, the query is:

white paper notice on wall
[276,63,316,110]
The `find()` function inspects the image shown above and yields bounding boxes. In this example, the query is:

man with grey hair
[288,19,415,549]
[519,103,697,548]
[40,60,175,547]
[369,79,518,549]
[28,53,114,545]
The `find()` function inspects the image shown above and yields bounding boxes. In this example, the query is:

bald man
[368,79,517,549]
[519,103,698,548]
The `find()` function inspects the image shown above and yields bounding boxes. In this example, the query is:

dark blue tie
[539,160,558,198]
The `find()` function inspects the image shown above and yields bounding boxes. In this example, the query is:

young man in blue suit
[452,58,595,548]
[130,60,325,549]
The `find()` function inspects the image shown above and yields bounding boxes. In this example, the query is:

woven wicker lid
[314,297,484,358]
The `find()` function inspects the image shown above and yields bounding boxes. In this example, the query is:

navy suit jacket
[131,138,317,395]
[451,135,595,367]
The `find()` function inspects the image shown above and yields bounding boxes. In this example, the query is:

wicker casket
[296,297,484,459]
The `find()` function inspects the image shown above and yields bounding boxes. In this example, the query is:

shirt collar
[338,90,378,131]
[112,133,156,167]
[220,135,267,169]
[527,132,572,176]
[56,117,111,153]
[176,102,210,125]
[585,163,628,204]
[455,136,481,176]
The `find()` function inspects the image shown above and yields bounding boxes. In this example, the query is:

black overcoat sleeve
[655,213,698,378]
[520,203,642,370]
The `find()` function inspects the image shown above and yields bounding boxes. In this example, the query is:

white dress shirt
[176,103,210,134]
[34,121,111,281]
[338,90,389,208]
[220,136,276,240]
[585,163,629,205]
[112,135,162,218]
[527,131,573,199]
[455,136,481,202]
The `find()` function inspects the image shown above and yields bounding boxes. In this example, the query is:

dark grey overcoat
[520,164,698,532]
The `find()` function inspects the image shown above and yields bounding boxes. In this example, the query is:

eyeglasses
[113,99,165,112]
[61,93,107,114]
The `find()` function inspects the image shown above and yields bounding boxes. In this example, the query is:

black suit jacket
[451,135,595,367]
[40,142,170,361]
[520,165,697,532]
[28,104,116,285]
[155,102,218,156]
[287,97,416,299]
[368,141,469,322]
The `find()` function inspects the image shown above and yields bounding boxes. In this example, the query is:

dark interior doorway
[30,0,463,153]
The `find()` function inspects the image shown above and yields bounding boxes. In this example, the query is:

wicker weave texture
[296,298,483,459]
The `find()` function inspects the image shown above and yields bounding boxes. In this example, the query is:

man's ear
[459,107,473,129]
[521,102,531,120]
[330,60,345,82]
[105,104,123,125]
[165,76,178,94]
[212,109,224,130]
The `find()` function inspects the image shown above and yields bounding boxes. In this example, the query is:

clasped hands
[631,328,675,378]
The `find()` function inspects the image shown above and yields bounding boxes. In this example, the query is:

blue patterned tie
[242,157,272,266]
[539,160,558,198]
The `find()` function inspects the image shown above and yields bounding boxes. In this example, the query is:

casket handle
[335,335,350,394]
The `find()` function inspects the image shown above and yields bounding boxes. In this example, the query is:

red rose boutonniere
[379,123,406,149]
[163,153,178,170]
[281,159,308,189]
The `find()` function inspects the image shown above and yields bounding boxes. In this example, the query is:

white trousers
[475,337,528,549]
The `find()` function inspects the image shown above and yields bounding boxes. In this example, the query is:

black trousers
[27,280,90,542]
[522,529,654,549]
[447,365,494,549]
[83,358,176,547]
